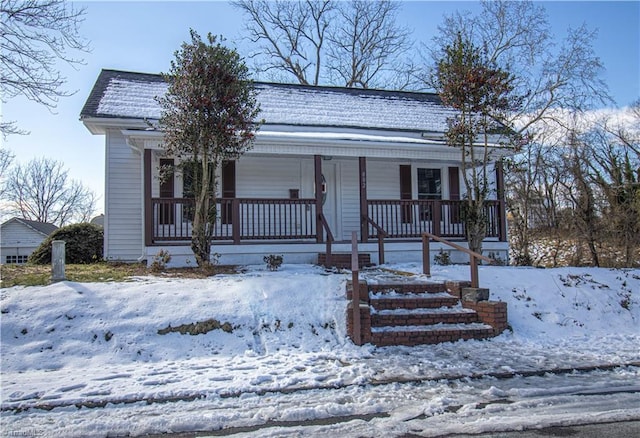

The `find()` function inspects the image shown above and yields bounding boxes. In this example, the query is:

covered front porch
[143,152,508,265]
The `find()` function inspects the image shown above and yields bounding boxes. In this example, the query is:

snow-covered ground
[1,263,639,437]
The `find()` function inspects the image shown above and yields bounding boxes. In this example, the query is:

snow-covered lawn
[1,263,639,437]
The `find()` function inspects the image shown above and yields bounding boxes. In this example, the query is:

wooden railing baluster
[147,198,505,246]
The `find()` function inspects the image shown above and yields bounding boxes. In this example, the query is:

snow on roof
[80,69,457,132]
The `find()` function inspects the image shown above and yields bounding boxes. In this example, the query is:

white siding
[0,221,46,262]
[338,159,360,240]
[236,156,305,198]
[104,129,143,261]
[367,159,401,199]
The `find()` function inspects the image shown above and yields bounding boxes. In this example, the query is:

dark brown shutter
[221,160,236,224]
[400,165,412,224]
[448,166,461,223]
[159,159,174,225]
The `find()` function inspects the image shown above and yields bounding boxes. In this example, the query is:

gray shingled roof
[2,218,58,236]
[81,69,457,133]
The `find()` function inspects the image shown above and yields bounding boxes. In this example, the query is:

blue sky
[2,0,639,216]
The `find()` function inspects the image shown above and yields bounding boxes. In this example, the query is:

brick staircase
[347,280,507,346]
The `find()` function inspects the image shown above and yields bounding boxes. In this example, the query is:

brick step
[346,281,449,301]
[318,252,371,269]
[368,282,448,295]
[345,277,508,346]
[371,307,479,327]
[370,293,460,311]
[370,323,496,347]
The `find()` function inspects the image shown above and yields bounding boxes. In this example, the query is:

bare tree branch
[429,0,612,132]
[0,0,89,135]
[232,0,332,85]
[2,157,95,225]
[233,0,418,89]
[326,0,414,89]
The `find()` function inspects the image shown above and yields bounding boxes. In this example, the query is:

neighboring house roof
[90,214,104,227]
[1,218,58,236]
[80,69,458,133]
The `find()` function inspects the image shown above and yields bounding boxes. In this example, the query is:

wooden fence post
[470,256,479,288]
[351,231,361,345]
[422,233,431,276]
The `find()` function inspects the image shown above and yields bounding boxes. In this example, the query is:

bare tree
[559,128,602,266]
[232,0,417,88]
[506,105,640,267]
[431,0,611,127]
[431,1,612,264]
[232,0,333,85]
[2,157,96,226]
[1,0,89,136]
[326,0,415,89]
[582,105,640,266]
[0,148,15,198]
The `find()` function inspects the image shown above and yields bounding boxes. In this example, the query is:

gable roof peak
[2,217,58,236]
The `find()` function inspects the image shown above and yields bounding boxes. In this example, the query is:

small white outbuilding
[0,218,58,264]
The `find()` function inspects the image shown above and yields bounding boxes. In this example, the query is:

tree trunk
[191,194,212,267]
[191,158,216,267]
[464,199,487,256]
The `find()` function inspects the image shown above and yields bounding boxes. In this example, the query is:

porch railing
[150,198,505,245]
[151,197,317,244]
[367,199,504,240]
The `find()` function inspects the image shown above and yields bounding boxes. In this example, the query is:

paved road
[150,420,640,437]
[440,420,640,438]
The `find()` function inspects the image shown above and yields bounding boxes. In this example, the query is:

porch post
[432,200,442,236]
[232,199,241,244]
[495,160,507,242]
[359,157,368,243]
[314,155,324,243]
[144,149,153,247]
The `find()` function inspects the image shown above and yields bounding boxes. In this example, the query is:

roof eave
[81,117,156,135]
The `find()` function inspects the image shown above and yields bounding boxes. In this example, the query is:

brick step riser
[369,284,448,295]
[371,312,479,327]
[371,328,496,347]
[319,253,371,269]
[371,297,460,310]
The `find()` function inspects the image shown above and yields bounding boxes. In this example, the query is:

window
[418,168,441,221]
[5,255,28,264]
[417,168,442,200]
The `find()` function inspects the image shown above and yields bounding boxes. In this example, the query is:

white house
[0,218,58,264]
[80,69,511,267]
